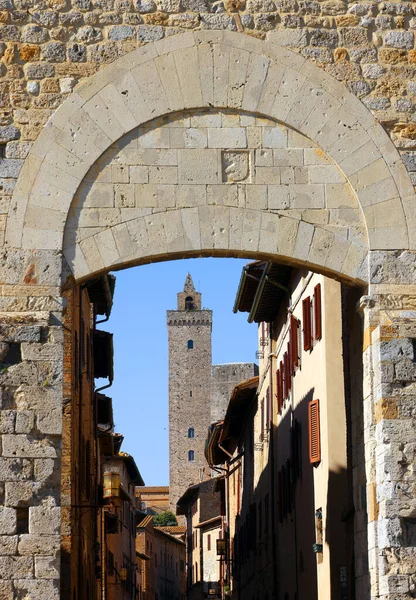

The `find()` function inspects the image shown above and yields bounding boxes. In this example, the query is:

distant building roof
[137,515,153,529]
[136,486,169,495]
[156,525,186,535]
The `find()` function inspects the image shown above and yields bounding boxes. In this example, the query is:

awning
[87,274,116,318]
[233,261,291,323]
[205,421,227,468]
[93,330,114,382]
[97,393,114,429]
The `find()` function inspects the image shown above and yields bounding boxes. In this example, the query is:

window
[187,339,194,349]
[308,399,321,465]
[190,390,192,397]
[207,534,211,551]
[314,284,322,340]
[188,450,195,461]
[290,315,300,368]
[302,297,312,351]
[185,296,194,310]
[188,427,195,438]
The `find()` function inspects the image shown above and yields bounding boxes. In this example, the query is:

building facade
[101,450,144,600]
[205,261,365,599]
[177,479,224,600]
[136,486,170,516]
[61,275,115,600]
[136,514,186,600]
[167,275,257,511]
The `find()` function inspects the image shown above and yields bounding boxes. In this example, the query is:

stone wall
[3,1,416,248]
[211,362,258,423]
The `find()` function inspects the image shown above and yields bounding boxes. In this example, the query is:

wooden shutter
[283,352,289,399]
[277,369,282,413]
[308,399,321,464]
[290,315,299,369]
[314,283,322,341]
[302,297,312,351]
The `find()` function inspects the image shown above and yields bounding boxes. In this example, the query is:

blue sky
[102,257,257,486]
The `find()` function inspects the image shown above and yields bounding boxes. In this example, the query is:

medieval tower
[167,274,213,511]
[167,274,258,512]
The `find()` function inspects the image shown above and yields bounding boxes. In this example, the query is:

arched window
[187,340,194,349]
[188,427,195,438]
[185,296,195,310]
[188,450,195,462]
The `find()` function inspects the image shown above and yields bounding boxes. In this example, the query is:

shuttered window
[314,283,322,340]
[277,369,283,414]
[283,352,289,399]
[290,316,299,369]
[308,399,321,465]
[302,297,312,351]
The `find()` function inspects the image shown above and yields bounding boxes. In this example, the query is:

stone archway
[7,30,416,283]
[1,30,415,600]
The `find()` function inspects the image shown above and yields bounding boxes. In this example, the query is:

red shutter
[290,315,299,369]
[276,369,282,413]
[283,352,289,399]
[308,399,321,464]
[314,284,322,341]
[302,296,312,351]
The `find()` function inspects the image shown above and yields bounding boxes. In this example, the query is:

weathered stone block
[2,435,58,459]
[18,534,60,555]
[34,555,59,579]
[29,506,60,535]
[0,536,18,556]
[0,458,32,482]
[14,579,59,599]
[0,508,16,535]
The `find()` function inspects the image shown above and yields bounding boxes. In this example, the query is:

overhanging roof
[87,274,116,318]
[205,420,226,468]
[119,452,145,486]
[219,376,259,457]
[233,261,291,323]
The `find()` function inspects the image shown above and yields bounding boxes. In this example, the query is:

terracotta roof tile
[136,486,169,496]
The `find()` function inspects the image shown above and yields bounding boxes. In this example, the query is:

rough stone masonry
[0,2,415,600]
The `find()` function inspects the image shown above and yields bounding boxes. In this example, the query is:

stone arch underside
[8,30,416,283]
[64,108,368,282]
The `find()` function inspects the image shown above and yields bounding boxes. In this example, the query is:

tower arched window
[188,427,195,439]
[188,450,195,462]
[185,296,195,310]
[187,340,194,349]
